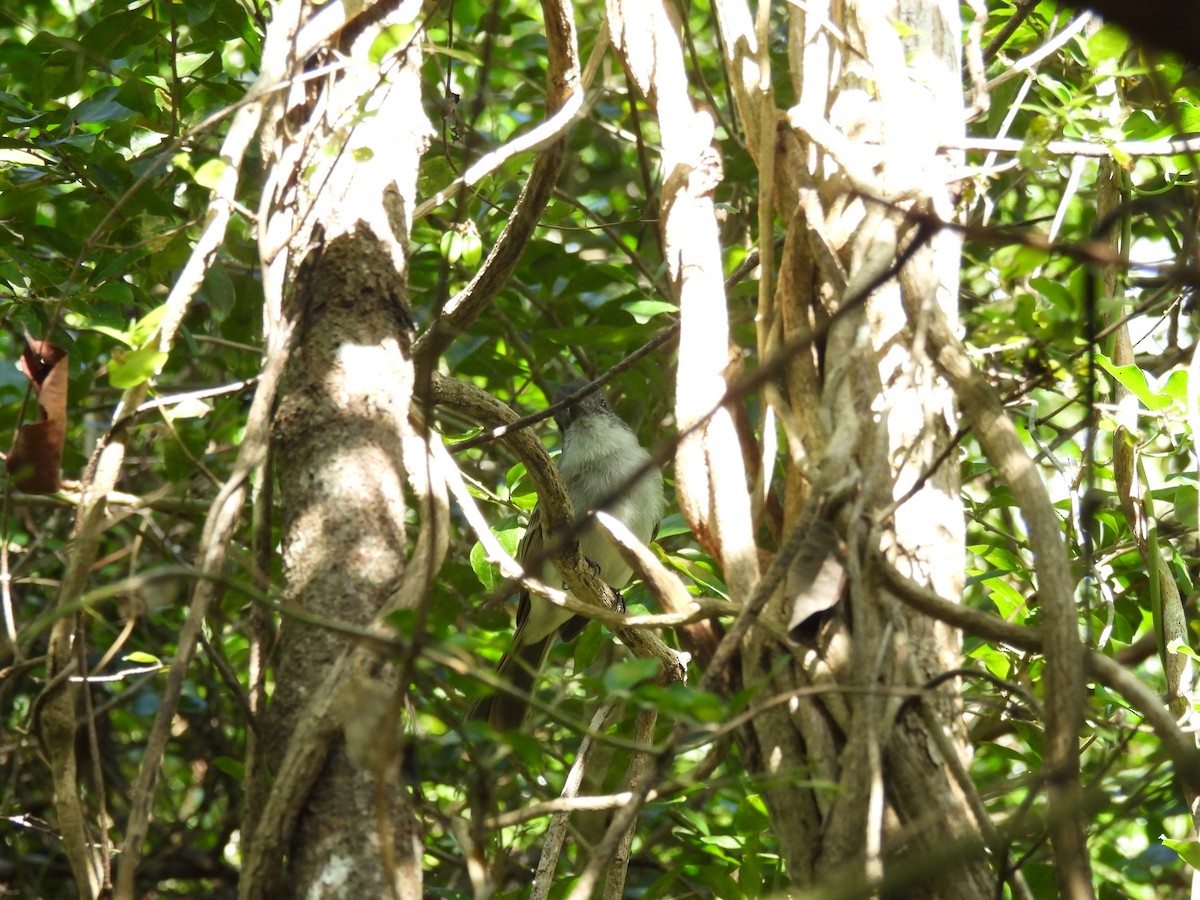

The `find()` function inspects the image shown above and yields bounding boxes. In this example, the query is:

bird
[472,379,665,731]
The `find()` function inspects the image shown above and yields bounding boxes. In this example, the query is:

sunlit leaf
[194,157,228,188]
[1097,355,1173,411]
[109,347,168,388]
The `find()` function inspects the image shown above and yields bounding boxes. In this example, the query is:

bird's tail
[469,636,554,732]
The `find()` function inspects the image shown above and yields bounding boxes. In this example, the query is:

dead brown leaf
[7,333,68,493]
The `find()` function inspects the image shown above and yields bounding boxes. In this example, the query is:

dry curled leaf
[7,333,68,493]
[786,526,847,646]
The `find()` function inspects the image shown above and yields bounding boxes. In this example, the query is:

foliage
[0,0,1197,896]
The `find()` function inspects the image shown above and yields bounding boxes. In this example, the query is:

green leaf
[1177,485,1198,530]
[636,684,725,723]
[737,839,763,898]
[109,347,169,388]
[369,22,415,65]
[1084,23,1129,67]
[1096,354,1172,411]
[968,642,1011,679]
[1122,109,1167,141]
[469,541,497,591]
[1161,368,1188,405]
[1166,636,1200,662]
[469,526,522,592]
[570,620,604,672]
[602,657,660,692]
[70,88,135,124]
[984,577,1027,620]
[695,866,741,899]
[417,156,457,198]
[540,325,656,346]
[1029,277,1074,318]
[127,304,170,348]
[622,298,678,323]
[1162,836,1200,868]
[194,157,228,189]
[655,513,692,539]
[427,44,483,66]
[734,793,770,827]
[201,259,236,321]
[123,651,161,665]
[572,262,640,289]
[175,52,215,78]
[64,312,136,346]
[212,756,245,780]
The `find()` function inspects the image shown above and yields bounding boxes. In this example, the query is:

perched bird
[473,379,665,731]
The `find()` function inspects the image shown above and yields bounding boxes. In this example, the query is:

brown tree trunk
[238,1,436,897]
[698,0,1008,893]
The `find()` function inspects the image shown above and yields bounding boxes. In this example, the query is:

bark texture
[699,0,1007,893]
[243,0,435,897]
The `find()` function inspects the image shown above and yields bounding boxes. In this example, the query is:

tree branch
[906,281,1091,894]
[880,563,1200,794]
[413,0,582,371]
